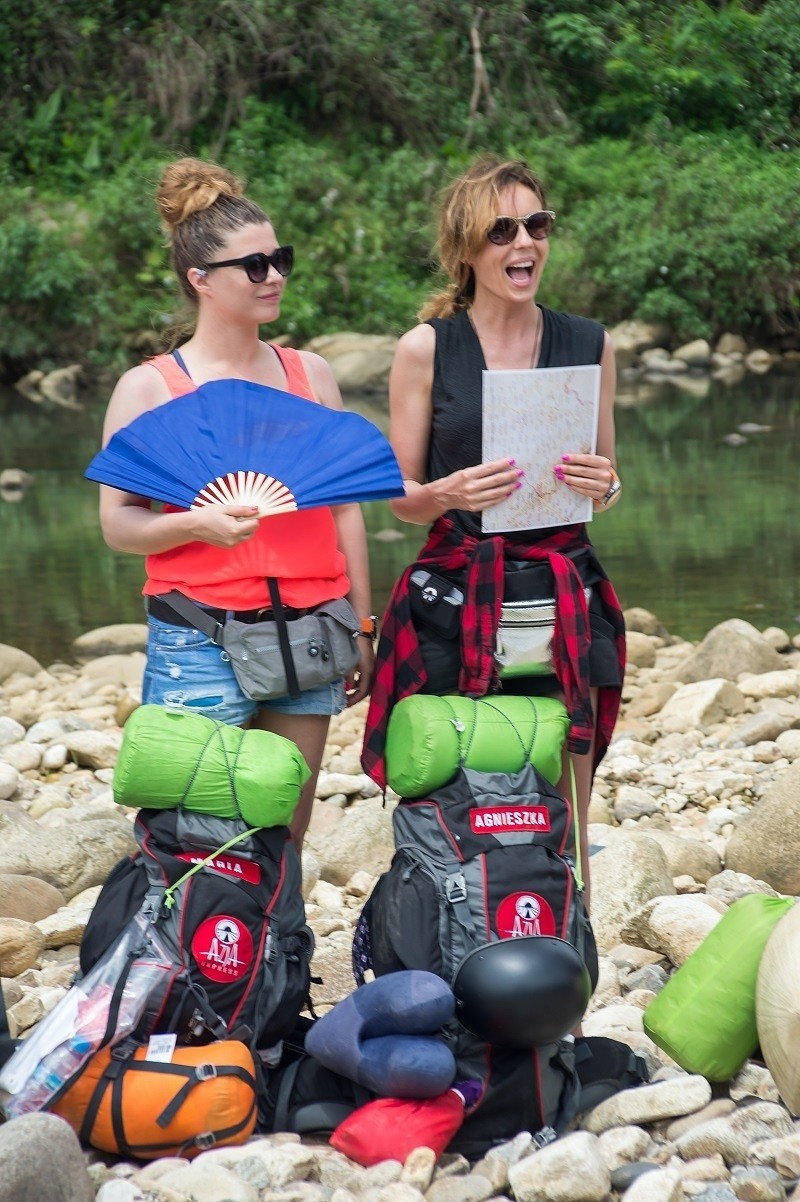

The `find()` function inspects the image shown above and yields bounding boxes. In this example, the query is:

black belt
[147,596,311,627]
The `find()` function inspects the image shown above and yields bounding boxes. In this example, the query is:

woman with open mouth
[362,155,625,908]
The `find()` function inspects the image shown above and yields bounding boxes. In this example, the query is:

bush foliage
[2,0,799,375]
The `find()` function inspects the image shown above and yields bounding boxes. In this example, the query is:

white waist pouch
[496,589,591,678]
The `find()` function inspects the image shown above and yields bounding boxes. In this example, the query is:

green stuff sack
[384,694,569,799]
[113,705,310,826]
[643,893,795,1081]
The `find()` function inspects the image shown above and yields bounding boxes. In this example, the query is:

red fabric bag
[330,1089,465,1166]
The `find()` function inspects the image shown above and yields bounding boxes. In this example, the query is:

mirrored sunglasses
[204,245,294,283]
[486,212,556,245]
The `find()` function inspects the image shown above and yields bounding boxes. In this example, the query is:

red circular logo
[495,892,556,939]
[191,915,254,983]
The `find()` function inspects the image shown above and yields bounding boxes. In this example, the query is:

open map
[481,364,601,533]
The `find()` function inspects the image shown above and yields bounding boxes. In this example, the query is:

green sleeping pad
[113,705,310,826]
[643,892,795,1081]
[385,694,569,798]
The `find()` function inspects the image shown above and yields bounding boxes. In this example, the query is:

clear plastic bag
[0,913,175,1118]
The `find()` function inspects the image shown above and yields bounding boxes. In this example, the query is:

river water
[1,367,799,667]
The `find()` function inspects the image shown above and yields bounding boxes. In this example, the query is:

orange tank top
[143,346,350,609]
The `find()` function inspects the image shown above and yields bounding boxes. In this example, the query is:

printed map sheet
[481,364,601,533]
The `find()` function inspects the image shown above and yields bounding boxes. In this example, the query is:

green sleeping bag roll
[113,705,310,826]
[385,694,569,799]
[643,892,795,1081]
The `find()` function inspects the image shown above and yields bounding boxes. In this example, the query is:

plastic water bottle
[5,1034,93,1118]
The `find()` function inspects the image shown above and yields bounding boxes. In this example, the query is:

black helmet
[452,936,592,1048]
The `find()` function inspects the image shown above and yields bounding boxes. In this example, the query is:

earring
[195,269,207,279]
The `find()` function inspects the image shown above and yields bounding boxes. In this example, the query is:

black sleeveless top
[426,305,605,540]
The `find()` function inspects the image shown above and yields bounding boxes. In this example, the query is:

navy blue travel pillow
[305,970,456,1098]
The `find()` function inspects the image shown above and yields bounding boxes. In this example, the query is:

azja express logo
[495,892,557,938]
[192,914,254,982]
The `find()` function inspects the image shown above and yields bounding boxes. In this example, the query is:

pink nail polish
[517,469,525,478]
[554,466,564,480]
[562,455,571,463]
[514,481,522,490]
[508,458,517,467]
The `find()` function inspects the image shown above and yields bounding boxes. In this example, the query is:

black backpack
[356,763,609,1156]
[360,763,597,986]
[80,808,314,1055]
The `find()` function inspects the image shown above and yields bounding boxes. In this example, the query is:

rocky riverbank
[9,322,800,411]
[0,610,799,1202]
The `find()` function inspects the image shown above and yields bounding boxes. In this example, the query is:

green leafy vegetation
[2,0,799,377]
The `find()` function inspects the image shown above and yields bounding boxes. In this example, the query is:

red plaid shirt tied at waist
[361,517,625,790]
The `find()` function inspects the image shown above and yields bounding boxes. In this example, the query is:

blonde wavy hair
[157,157,271,303]
[419,157,548,321]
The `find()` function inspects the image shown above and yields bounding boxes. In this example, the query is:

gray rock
[301,333,398,394]
[0,1112,94,1201]
[39,364,83,408]
[0,644,42,683]
[310,796,395,887]
[622,607,671,640]
[620,894,725,965]
[0,916,46,976]
[724,758,800,893]
[637,829,722,884]
[71,624,148,660]
[626,633,657,669]
[610,1161,661,1191]
[717,334,748,356]
[583,1075,711,1132]
[588,831,675,951]
[613,785,660,822]
[508,1131,610,1202]
[13,370,45,403]
[730,1165,786,1201]
[0,817,136,900]
[620,1166,683,1200]
[0,762,19,800]
[705,870,778,906]
[425,1176,493,1202]
[673,338,712,366]
[625,682,679,719]
[675,1102,794,1167]
[0,717,26,749]
[725,712,792,747]
[62,729,123,770]
[665,621,785,684]
[624,964,667,994]
[0,873,65,922]
[659,679,746,732]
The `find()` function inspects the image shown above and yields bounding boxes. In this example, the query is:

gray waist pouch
[223,597,361,701]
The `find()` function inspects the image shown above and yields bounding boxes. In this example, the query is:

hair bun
[157,157,244,228]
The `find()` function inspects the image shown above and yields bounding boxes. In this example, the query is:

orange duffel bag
[52,1039,258,1159]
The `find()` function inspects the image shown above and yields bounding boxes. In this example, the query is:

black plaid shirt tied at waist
[361,516,625,790]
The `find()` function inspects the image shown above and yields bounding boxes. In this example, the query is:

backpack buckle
[445,873,467,904]
[195,1063,218,1082]
[533,1125,557,1149]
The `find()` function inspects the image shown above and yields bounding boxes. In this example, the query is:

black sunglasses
[487,212,556,245]
[204,245,294,283]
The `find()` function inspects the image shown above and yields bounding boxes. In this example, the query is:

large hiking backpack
[361,764,597,985]
[80,808,314,1055]
[356,762,601,1157]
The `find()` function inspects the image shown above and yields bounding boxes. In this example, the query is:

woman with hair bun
[99,157,374,849]
[362,157,626,901]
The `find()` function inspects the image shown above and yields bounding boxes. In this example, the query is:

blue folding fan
[85,379,405,515]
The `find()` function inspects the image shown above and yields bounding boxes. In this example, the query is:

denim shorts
[141,616,347,726]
